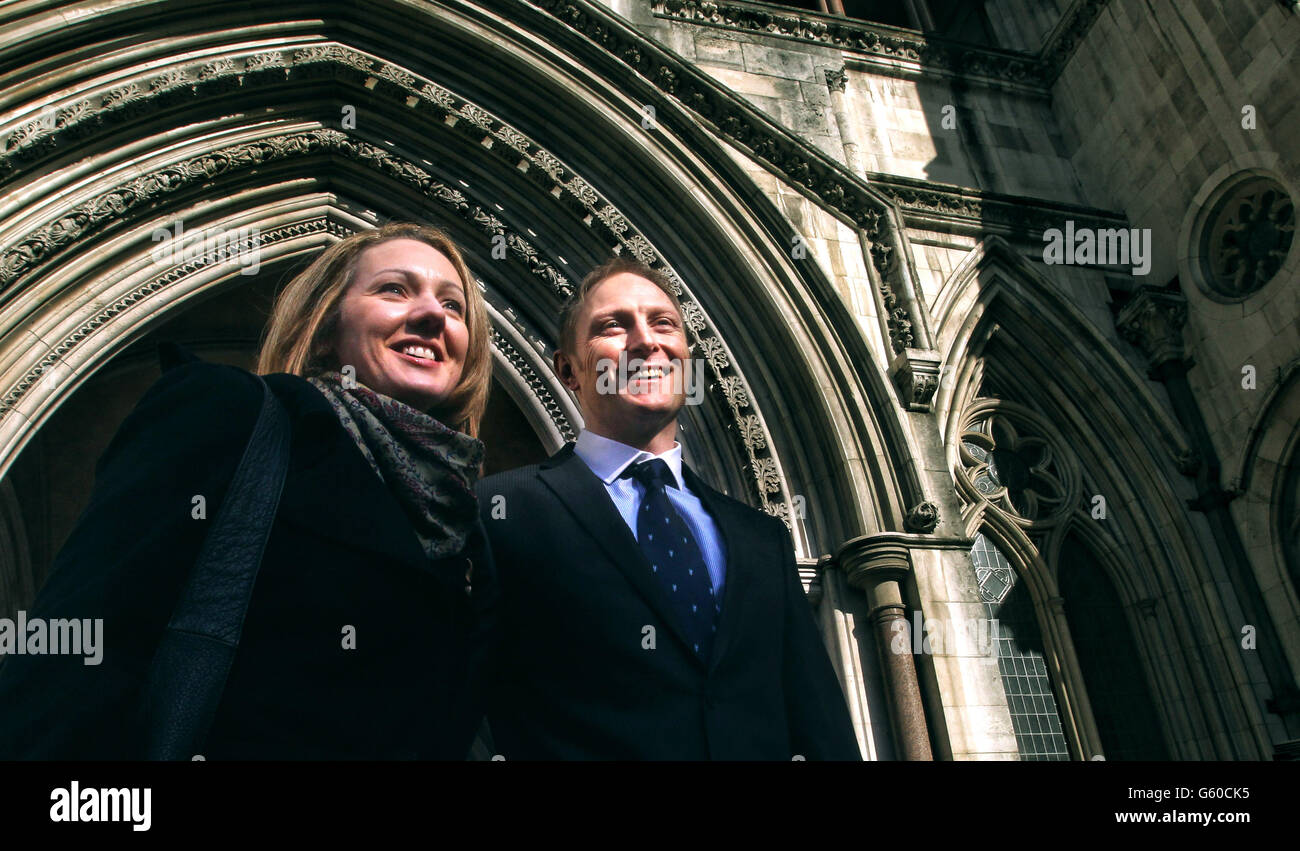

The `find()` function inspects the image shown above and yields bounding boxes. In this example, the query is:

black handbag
[138,344,292,759]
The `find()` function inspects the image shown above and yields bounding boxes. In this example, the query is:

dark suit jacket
[0,343,495,759]
[477,443,861,760]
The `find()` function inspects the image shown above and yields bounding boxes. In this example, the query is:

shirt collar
[574,429,685,491]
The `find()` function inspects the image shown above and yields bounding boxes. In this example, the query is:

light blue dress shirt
[572,429,728,597]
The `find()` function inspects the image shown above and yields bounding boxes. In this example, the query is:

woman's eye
[443,300,464,314]
[380,283,404,294]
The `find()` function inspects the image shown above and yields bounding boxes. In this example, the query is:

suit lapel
[537,445,700,659]
[266,374,431,575]
[683,465,758,673]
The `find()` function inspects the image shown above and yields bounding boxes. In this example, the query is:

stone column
[838,534,934,760]
[824,68,863,174]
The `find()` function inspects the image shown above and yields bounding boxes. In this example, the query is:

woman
[0,222,496,759]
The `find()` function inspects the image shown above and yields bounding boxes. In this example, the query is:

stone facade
[0,0,1295,759]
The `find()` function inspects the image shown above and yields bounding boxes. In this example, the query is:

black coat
[0,344,496,759]
[477,444,861,760]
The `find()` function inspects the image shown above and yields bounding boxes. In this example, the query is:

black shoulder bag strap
[140,372,292,760]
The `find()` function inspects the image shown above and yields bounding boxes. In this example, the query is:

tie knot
[621,458,675,491]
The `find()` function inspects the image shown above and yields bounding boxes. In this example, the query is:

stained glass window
[972,533,1071,760]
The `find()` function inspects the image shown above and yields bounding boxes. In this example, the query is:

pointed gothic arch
[1228,357,1300,667]
[0,0,939,572]
[932,236,1273,758]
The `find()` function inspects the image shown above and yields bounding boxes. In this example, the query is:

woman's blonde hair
[256,223,492,437]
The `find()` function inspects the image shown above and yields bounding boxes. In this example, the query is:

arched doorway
[0,0,942,755]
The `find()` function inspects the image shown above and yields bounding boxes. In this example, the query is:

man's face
[331,238,468,411]
[557,273,689,447]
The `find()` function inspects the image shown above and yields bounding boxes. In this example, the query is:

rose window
[1201,176,1295,298]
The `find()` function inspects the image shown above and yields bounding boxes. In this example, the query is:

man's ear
[554,348,580,392]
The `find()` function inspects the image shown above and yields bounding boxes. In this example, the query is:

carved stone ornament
[1039,0,1113,83]
[870,173,1129,238]
[1175,447,1201,477]
[1115,287,1188,371]
[870,240,917,355]
[491,329,577,441]
[0,32,800,516]
[1197,175,1295,300]
[652,0,1109,89]
[889,349,942,413]
[654,0,1052,90]
[956,400,1079,528]
[823,68,847,93]
[903,501,939,533]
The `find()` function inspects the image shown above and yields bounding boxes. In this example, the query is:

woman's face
[330,238,469,411]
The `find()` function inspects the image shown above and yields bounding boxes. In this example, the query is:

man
[478,257,860,759]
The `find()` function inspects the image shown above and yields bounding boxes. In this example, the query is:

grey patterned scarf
[306,371,484,560]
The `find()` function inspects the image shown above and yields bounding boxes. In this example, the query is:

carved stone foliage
[870,240,913,355]
[0,217,349,417]
[955,399,1079,529]
[1039,0,1114,83]
[653,0,1111,88]
[0,129,563,299]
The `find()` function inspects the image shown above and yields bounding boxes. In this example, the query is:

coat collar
[538,443,758,671]
[262,372,433,575]
[155,342,438,575]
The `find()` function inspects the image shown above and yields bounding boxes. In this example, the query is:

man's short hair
[557,256,683,355]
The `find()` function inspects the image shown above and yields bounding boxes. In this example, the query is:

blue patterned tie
[621,459,718,659]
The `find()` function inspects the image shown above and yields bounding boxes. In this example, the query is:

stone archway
[0,3,926,557]
[932,237,1277,758]
[0,0,965,758]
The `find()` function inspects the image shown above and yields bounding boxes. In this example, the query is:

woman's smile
[332,239,469,410]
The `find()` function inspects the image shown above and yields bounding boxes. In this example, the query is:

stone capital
[1115,287,1188,371]
[836,533,919,615]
